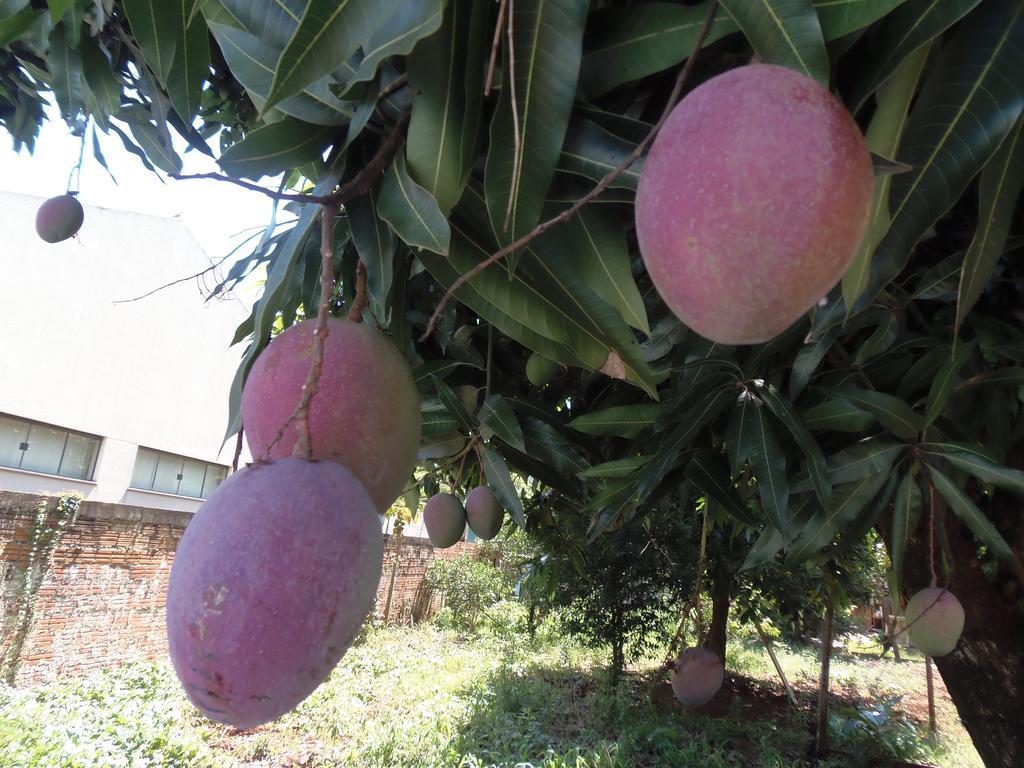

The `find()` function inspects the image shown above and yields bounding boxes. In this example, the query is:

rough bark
[706,576,731,661]
[897,484,1024,768]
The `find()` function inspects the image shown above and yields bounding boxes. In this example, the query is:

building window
[130,447,227,499]
[0,413,100,481]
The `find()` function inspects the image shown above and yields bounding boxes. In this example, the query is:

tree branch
[420,0,720,341]
[169,109,411,207]
[484,0,509,96]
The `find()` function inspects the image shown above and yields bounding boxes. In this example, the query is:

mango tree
[3,0,1024,763]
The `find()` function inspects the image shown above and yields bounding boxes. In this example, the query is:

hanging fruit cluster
[165,312,420,728]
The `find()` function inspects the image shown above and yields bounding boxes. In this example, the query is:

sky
[0,109,276,299]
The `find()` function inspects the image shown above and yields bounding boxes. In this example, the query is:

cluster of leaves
[424,554,510,632]
[4,0,1024,677]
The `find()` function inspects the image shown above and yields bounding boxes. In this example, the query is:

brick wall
[374,533,479,624]
[0,491,476,686]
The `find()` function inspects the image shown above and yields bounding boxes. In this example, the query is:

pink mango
[635,64,873,344]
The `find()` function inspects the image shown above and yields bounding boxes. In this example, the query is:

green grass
[0,624,983,767]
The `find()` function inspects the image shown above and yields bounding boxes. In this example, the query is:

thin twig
[693,504,709,644]
[282,203,339,459]
[502,0,520,232]
[928,479,938,588]
[113,253,233,303]
[170,110,411,207]
[348,260,368,322]
[484,0,509,96]
[232,428,243,472]
[378,73,408,101]
[167,172,333,203]
[485,324,493,399]
[421,0,720,341]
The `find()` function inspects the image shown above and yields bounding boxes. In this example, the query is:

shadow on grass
[445,652,817,768]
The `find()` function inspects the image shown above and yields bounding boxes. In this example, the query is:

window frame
[129,446,228,500]
[0,412,101,481]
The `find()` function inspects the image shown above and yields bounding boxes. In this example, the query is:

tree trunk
[706,576,731,661]
[896,481,1024,768]
[816,588,834,756]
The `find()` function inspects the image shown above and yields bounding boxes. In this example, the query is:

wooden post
[816,588,835,756]
[756,622,797,706]
[382,526,404,624]
[926,655,937,736]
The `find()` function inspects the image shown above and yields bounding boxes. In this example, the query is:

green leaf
[889,465,921,591]
[569,404,662,438]
[405,0,487,215]
[814,0,906,40]
[793,439,904,493]
[521,417,590,477]
[167,0,210,122]
[484,0,588,268]
[432,377,475,432]
[378,151,451,255]
[48,0,75,22]
[685,450,759,527]
[742,526,785,570]
[842,43,929,310]
[585,479,639,541]
[80,37,122,121]
[578,1,738,98]
[0,7,38,47]
[47,23,84,119]
[558,117,643,191]
[208,23,354,126]
[420,397,459,438]
[922,442,1024,495]
[218,0,301,48]
[930,465,1015,562]
[924,343,974,428]
[578,456,652,480]
[787,471,891,564]
[833,470,899,557]
[841,0,1024,321]
[720,0,829,83]
[956,117,1024,335]
[264,0,401,113]
[533,202,649,335]
[351,1,447,86]
[347,181,395,325]
[760,384,830,507]
[825,387,923,440]
[218,117,334,179]
[800,397,876,432]
[849,0,981,113]
[957,366,1024,392]
[728,392,790,536]
[119,111,182,174]
[479,395,526,453]
[789,327,839,399]
[638,388,733,498]
[123,0,180,84]
[852,311,898,365]
[480,444,526,528]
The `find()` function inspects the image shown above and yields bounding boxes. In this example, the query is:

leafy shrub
[425,555,509,631]
[830,696,928,767]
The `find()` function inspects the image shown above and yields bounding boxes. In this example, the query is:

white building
[0,192,250,513]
